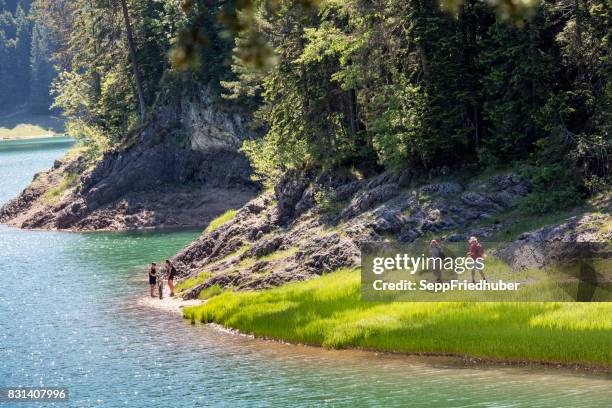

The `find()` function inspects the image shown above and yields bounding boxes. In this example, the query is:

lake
[0,138,610,407]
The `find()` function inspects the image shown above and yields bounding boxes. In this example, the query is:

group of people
[148,260,177,298]
[429,236,487,283]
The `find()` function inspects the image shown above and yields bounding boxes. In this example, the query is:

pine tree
[12,2,31,106]
[29,16,54,112]
[0,5,17,111]
[0,27,8,111]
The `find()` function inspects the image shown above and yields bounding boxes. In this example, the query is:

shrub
[314,186,339,214]
[517,165,583,215]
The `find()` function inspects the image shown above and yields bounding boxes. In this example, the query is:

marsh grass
[184,269,612,366]
[198,284,224,300]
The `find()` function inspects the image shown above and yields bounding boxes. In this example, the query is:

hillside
[172,169,611,298]
[0,77,259,230]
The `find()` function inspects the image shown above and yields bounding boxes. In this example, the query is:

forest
[0,0,54,113]
[5,0,611,212]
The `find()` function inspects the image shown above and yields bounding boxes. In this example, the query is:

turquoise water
[0,140,610,407]
[0,136,73,152]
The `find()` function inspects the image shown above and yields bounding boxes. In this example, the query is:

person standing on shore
[467,237,487,283]
[430,239,444,282]
[165,260,177,297]
[149,263,157,297]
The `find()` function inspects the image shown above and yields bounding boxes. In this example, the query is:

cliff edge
[0,77,259,231]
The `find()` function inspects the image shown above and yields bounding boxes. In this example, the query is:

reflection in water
[0,140,610,407]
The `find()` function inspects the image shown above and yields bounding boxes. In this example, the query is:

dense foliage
[0,0,55,113]
[233,0,610,195]
[6,0,609,200]
[27,0,234,155]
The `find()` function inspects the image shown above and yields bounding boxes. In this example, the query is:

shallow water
[1,139,610,407]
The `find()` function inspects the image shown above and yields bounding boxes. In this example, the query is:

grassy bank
[184,269,612,368]
[0,112,65,140]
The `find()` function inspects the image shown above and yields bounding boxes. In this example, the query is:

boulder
[246,236,283,258]
[274,173,309,224]
[341,183,399,219]
[461,192,500,211]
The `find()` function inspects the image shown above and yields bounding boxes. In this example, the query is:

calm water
[0,140,610,407]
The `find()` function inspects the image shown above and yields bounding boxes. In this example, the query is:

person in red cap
[467,236,487,283]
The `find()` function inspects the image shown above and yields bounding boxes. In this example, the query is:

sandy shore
[137,294,203,315]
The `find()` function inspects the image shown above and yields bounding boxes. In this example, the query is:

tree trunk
[119,0,146,122]
[573,0,583,53]
[89,0,101,99]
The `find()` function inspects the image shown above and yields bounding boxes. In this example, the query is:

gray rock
[419,182,464,195]
[397,170,413,188]
[364,173,396,190]
[275,173,309,224]
[397,227,421,243]
[294,186,315,216]
[335,180,362,201]
[341,183,399,219]
[247,236,283,258]
[461,192,500,211]
[371,208,406,234]
[167,171,606,297]
[0,78,258,231]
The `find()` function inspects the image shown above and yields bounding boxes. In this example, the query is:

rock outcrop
[0,76,259,231]
[175,171,600,298]
[496,212,612,271]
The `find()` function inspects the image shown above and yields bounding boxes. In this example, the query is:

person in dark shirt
[165,260,177,297]
[149,263,157,297]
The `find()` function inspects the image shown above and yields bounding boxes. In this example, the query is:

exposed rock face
[0,77,258,231]
[173,171,553,298]
[496,213,612,271]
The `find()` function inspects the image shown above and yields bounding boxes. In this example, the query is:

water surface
[1,139,610,407]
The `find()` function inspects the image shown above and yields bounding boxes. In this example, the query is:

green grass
[239,257,257,269]
[259,247,299,262]
[198,284,225,300]
[175,271,212,293]
[0,113,65,140]
[184,269,612,367]
[220,245,250,261]
[238,247,298,270]
[206,210,238,233]
[42,171,80,204]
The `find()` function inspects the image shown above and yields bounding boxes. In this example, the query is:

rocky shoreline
[0,78,259,231]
